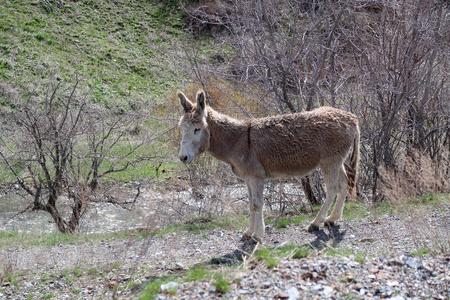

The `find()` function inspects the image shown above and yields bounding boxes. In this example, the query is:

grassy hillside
[0,0,188,106]
[0,0,204,183]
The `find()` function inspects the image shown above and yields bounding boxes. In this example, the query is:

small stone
[402,255,423,269]
[311,284,322,292]
[370,268,379,274]
[300,264,309,270]
[275,292,289,299]
[287,287,300,300]
[387,280,399,287]
[108,281,118,289]
[160,281,178,292]
[349,261,360,268]
[377,272,391,280]
[322,286,333,296]
[389,296,405,300]
[175,262,187,270]
[388,259,404,267]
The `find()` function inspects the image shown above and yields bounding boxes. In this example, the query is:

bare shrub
[0,75,155,233]
[0,249,17,283]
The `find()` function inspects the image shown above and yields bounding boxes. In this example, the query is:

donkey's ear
[177,91,193,113]
[196,89,207,113]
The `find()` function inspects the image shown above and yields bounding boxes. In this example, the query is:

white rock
[323,285,334,296]
[160,281,178,292]
[288,286,300,300]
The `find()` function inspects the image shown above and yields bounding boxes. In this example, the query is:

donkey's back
[249,107,359,178]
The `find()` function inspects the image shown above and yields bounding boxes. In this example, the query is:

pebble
[160,281,178,292]
[287,286,299,299]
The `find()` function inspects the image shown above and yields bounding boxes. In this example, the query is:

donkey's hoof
[241,233,261,245]
[307,224,320,232]
[241,233,252,241]
[249,236,261,245]
[324,220,335,227]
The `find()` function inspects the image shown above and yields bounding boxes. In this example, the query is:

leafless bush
[0,75,156,233]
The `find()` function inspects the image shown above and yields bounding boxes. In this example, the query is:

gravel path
[0,204,449,299]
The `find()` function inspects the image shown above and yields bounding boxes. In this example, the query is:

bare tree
[0,75,154,233]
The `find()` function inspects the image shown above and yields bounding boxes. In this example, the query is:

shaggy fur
[178,89,360,242]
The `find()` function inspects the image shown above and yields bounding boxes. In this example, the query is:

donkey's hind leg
[242,182,255,240]
[308,163,340,232]
[242,178,265,243]
[324,164,348,227]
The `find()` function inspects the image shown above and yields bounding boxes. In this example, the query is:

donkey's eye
[194,128,201,134]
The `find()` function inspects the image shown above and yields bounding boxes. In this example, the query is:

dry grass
[379,149,450,255]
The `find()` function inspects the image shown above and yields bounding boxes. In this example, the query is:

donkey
[177,89,360,243]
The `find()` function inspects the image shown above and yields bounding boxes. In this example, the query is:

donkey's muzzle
[179,153,192,164]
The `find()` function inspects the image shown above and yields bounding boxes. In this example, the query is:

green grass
[410,248,429,257]
[0,230,155,249]
[72,267,82,277]
[253,244,312,268]
[214,277,230,293]
[0,0,189,101]
[154,214,248,237]
[185,265,208,282]
[255,248,279,268]
[0,214,245,250]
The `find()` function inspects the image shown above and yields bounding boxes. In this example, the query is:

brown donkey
[177,89,360,243]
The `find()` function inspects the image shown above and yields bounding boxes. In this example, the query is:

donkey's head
[177,89,210,164]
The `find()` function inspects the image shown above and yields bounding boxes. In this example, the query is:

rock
[108,281,118,289]
[175,262,187,270]
[322,285,334,296]
[348,261,360,268]
[300,264,309,270]
[160,281,178,292]
[389,296,405,300]
[311,284,322,292]
[388,258,404,267]
[287,286,299,300]
[402,255,423,269]
[275,292,289,299]
[386,280,399,287]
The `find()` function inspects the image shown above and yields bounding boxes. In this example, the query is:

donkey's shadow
[307,224,347,251]
[208,225,347,266]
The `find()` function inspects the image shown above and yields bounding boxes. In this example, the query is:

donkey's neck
[206,107,248,163]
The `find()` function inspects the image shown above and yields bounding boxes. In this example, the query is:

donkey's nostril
[180,155,188,162]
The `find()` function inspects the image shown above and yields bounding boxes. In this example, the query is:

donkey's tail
[346,125,360,199]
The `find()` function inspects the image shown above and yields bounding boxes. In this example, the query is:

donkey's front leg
[243,178,265,243]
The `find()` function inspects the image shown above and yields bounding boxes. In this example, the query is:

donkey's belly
[265,165,317,179]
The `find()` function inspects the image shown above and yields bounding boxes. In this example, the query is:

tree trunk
[301,176,319,205]
[46,203,69,233]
